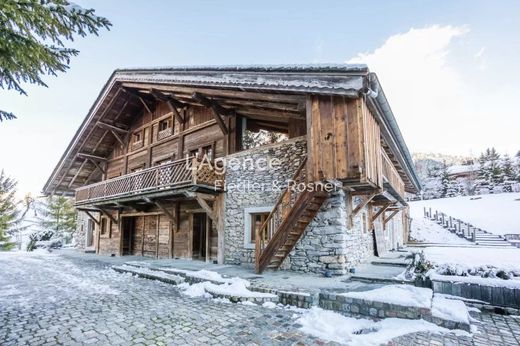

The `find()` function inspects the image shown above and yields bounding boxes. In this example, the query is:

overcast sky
[1,0,519,197]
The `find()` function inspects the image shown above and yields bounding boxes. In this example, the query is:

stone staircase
[473,229,513,247]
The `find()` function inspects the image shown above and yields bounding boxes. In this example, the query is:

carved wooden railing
[75,157,224,204]
[255,157,307,272]
[381,149,405,198]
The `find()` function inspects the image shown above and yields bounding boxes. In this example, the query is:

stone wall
[73,211,88,249]
[290,194,374,275]
[223,137,307,265]
[223,137,376,275]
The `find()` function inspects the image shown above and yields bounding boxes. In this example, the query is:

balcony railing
[75,157,224,204]
[381,149,405,198]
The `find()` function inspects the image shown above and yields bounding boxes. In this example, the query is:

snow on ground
[423,246,520,273]
[340,285,432,308]
[409,214,471,244]
[409,193,520,235]
[174,272,277,299]
[431,296,469,324]
[296,307,463,345]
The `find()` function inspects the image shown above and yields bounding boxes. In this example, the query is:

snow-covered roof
[447,164,479,175]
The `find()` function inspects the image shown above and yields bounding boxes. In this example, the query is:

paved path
[1,251,520,345]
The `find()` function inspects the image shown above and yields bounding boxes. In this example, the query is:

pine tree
[440,162,450,198]
[0,0,111,121]
[0,171,18,250]
[35,196,76,243]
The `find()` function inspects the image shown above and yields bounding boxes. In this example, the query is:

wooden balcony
[381,149,405,199]
[75,158,224,206]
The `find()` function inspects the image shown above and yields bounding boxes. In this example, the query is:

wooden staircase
[255,158,329,273]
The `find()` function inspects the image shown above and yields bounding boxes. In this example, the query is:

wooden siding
[306,95,383,189]
[105,101,231,182]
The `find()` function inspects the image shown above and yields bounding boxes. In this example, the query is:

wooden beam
[109,130,125,148]
[97,121,128,134]
[192,92,234,116]
[192,92,230,135]
[99,208,118,224]
[84,211,100,226]
[77,153,107,162]
[87,158,106,175]
[188,192,216,222]
[384,210,400,226]
[351,192,378,218]
[68,158,89,188]
[123,88,154,114]
[153,200,177,224]
[372,203,393,222]
[165,99,185,124]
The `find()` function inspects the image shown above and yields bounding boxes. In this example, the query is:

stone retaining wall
[432,279,520,308]
[319,292,470,331]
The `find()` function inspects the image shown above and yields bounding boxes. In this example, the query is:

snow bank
[423,246,520,273]
[340,285,433,308]
[409,193,520,235]
[432,296,469,324]
[410,216,470,244]
[430,273,520,289]
[296,307,457,345]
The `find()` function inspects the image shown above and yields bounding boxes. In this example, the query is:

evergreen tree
[0,171,18,250]
[35,196,76,242]
[440,162,450,197]
[0,0,111,121]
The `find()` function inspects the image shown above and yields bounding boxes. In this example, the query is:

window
[189,148,199,158]
[100,217,108,236]
[243,206,273,249]
[201,145,213,161]
[159,119,170,132]
[133,131,142,144]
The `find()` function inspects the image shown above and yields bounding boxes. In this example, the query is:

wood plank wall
[106,101,236,178]
[306,95,385,188]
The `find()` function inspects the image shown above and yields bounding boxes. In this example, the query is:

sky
[1,0,519,197]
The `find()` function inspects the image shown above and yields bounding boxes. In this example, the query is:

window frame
[243,206,273,249]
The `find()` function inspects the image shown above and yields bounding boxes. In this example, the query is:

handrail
[255,157,307,271]
[75,156,218,204]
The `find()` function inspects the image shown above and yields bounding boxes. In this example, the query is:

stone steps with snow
[320,285,471,331]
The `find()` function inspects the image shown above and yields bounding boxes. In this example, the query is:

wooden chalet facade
[44,65,420,274]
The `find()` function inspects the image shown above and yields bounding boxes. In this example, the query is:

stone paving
[1,250,520,345]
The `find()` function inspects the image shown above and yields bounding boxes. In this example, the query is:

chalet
[43,65,420,274]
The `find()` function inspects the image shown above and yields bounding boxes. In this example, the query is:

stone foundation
[223,137,378,275]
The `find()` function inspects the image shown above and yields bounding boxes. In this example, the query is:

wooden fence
[423,207,480,242]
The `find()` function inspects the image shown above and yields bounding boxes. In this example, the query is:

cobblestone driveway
[1,251,519,345]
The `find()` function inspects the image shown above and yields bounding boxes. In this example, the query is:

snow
[429,272,520,289]
[296,307,460,345]
[114,265,184,282]
[203,280,277,298]
[340,285,433,308]
[172,270,277,299]
[409,215,470,244]
[262,301,277,309]
[422,246,520,273]
[431,296,470,324]
[409,193,520,235]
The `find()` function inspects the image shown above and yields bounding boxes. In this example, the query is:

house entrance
[122,217,136,255]
[192,213,208,261]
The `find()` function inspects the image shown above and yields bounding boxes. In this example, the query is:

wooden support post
[99,208,117,224]
[84,211,100,226]
[205,215,211,263]
[214,194,225,264]
[117,210,123,256]
[384,210,400,227]
[156,214,160,259]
